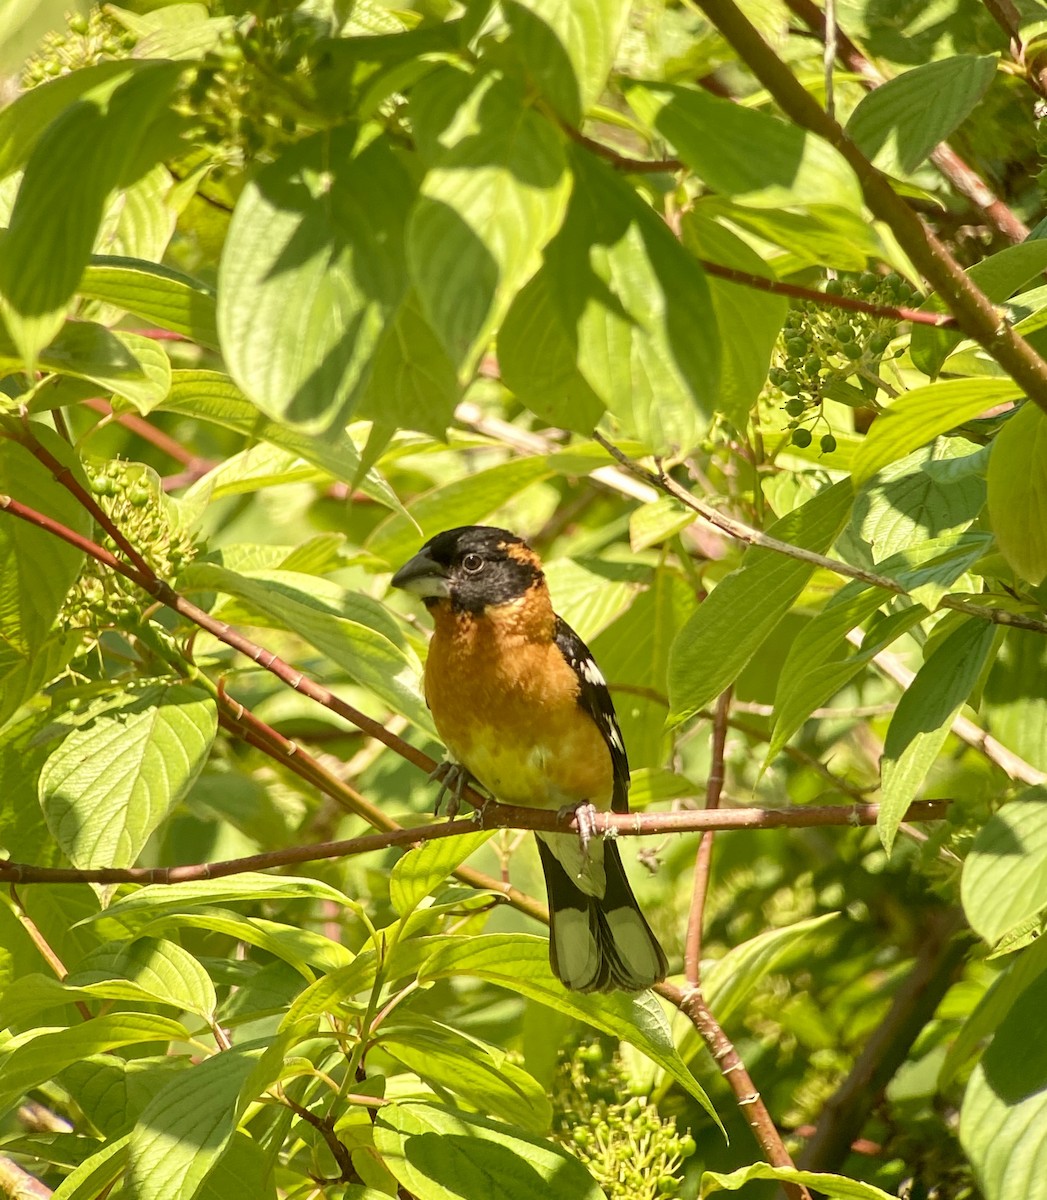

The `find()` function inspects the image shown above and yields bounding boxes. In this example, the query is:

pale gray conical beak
[390,547,451,599]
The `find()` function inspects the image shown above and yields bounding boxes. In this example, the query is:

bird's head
[390,525,545,614]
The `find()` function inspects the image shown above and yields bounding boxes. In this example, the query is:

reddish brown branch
[0,800,951,885]
[83,397,202,467]
[660,980,813,1200]
[697,260,958,326]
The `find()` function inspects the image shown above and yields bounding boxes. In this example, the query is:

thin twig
[684,689,732,986]
[6,886,92,1021]
[593,432,1047,636]
[0,800,951,886]
[697,260,958,326]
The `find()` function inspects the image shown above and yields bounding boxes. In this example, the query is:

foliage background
[2,1,1047,1198]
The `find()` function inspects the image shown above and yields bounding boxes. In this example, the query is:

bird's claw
[428,760,487,820]
[561,801,600,854]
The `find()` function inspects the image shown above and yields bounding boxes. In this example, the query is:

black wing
[553,615,630,813]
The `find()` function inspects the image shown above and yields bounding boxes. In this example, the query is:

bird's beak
[390,547,451,599]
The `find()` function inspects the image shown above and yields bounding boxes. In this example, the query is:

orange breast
[423,598,613,811]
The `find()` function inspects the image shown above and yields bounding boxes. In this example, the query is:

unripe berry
[792,428,813,448]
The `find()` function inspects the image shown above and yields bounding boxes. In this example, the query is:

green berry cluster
[176,16,319,176]
[21,8,135,87]
[60,460,195,633]
[552,1043,696,1198]
[768,272,917,450]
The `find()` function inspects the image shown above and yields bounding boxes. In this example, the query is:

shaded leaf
[219,128,412,431]
[880,618,996,853]
[987,403,1047,584]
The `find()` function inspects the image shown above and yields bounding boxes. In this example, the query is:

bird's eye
[461,553,484,574]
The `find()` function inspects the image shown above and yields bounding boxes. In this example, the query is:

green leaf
[67,937,218,1020]
[681,213,788,427]
[0,63,182,366]
[962,787,1047,946]
[879,618,996,853]
[850,441,987,566]
[390,831,495,917]
[195,1132,276,1200]
[988,403,1047,585]
[0,320,172,412]
[407,70,570,376]
[540,144,720,450]
[502,0,631,124]
[185,564,432,730]
[380,1019,552,1132]
[498,270,606,434]
[911,238,1047,377]
[356,290,460,438]
[0,632,80,731]
[768,603,926,764]
[846,55,998,177]
[77,873,354,931]
[50,1133,130,1200]
[126,1047,260,1200]
[79,256,219,349]
[701,1163,895,1199]
[418,934,719,1125]
[374,1101,605,1200]
[0,430,88,656]
[984,629,1047,773]
[960,965,1047,1200]
[219,128,412,432]
[0,60,141,179]
[0,1013,188,1114]
[627,81,861,211]
[159,370,404,513]
[668,480,854,724]
[941,933,1047,1086]
[39,683,217,870]
[710,200,879,273]
[853,380,1023,485]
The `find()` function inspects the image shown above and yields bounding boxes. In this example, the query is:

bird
[390,524,667,993]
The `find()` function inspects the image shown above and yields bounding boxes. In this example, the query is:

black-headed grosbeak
[391,524,667,993]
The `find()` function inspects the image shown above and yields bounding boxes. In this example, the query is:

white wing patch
[579,656,606,686]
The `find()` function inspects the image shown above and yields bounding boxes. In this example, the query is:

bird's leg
[559,801,600,854]
[428,759,488,820]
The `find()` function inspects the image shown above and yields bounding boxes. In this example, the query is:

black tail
[536,835,667,993]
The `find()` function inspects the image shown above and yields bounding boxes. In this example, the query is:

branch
[0,800,950,885]
[799,908,969,1171]
[983,0,1047,100]
[697,260,959,327]
[786,0,1029,243]
[594,433,1047,636]
[560,122,685,174]
[660,980,813,1200]
[694,0,1047,414]
[0,1157,51,1200]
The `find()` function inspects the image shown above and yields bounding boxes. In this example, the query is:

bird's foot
[559,801,600,854]
[428,760,487,820]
